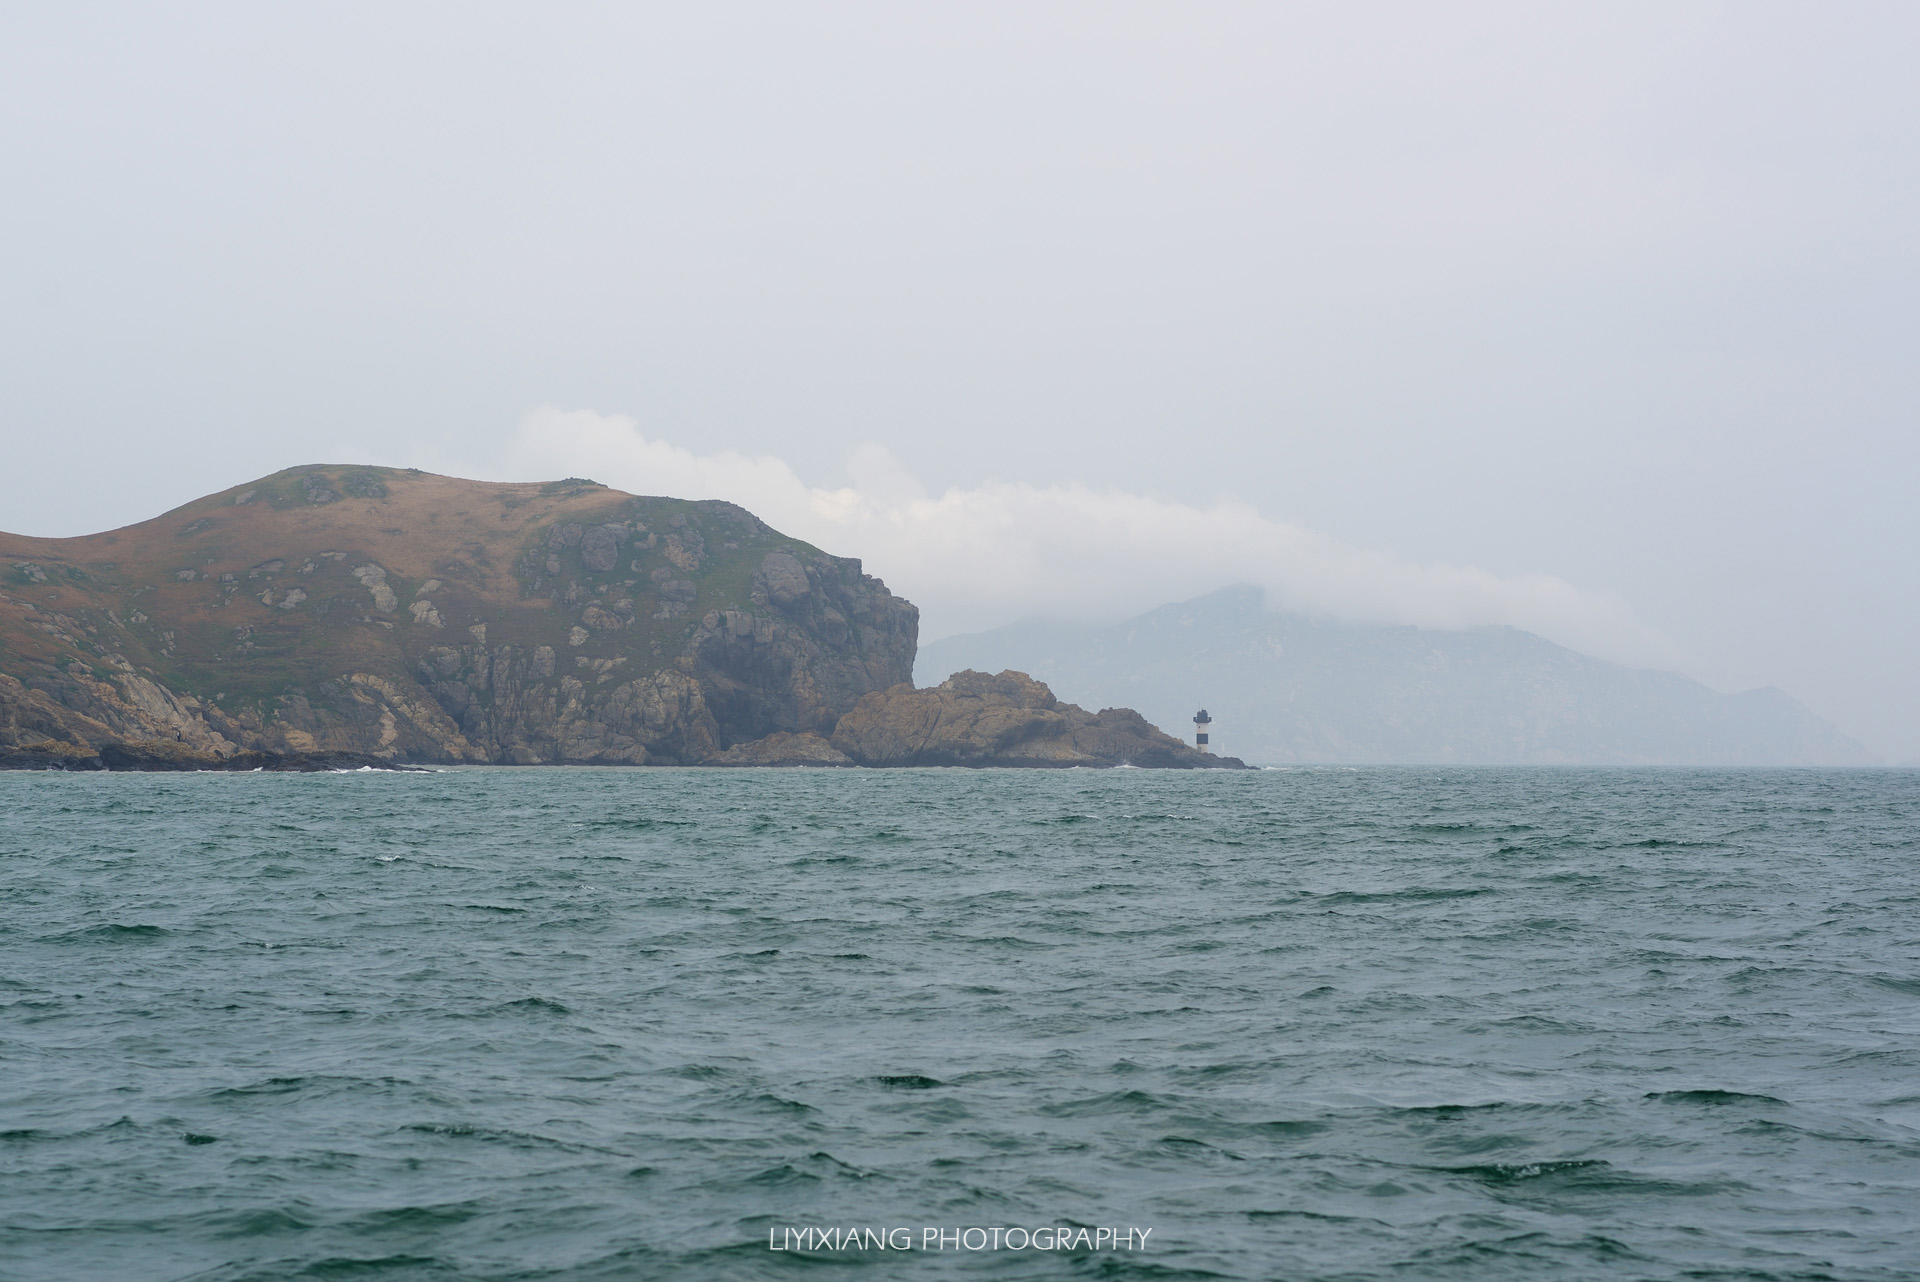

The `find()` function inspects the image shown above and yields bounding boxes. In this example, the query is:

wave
[1646,1089,1789,1107]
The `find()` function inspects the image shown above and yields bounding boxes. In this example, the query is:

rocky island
[0,467,1239,770]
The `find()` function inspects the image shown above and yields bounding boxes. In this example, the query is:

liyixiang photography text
[767,1226,1154,1252]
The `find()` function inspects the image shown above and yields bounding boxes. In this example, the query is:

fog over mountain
[3,6,1916,759]
[918,588,1874,767]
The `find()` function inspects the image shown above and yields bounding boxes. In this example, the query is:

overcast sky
[2,3,1916,759]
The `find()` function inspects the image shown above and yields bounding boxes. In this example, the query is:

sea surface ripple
[2,767,1917,1280]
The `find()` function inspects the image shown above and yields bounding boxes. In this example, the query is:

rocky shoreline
[2,670,1243,771]
[0,744,428,772]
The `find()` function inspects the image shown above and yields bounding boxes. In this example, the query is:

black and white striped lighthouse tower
[1193,708,1212,754]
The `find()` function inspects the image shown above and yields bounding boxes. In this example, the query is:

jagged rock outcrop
[0,672,126,763]
[829,669,1246,768]
[0,674,416,770]
[704,731,853,767]
[0,664,240,758]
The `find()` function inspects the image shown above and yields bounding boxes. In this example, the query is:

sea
[2,766,1917,1281]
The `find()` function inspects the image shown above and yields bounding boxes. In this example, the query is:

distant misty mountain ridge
[916,587,1874,766]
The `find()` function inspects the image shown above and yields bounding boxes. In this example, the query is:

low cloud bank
[488,407,1672,666]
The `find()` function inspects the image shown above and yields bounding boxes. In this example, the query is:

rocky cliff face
[0,466,917,765]
[829,669,1244,768]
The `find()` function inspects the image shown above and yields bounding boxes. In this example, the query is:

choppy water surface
[3,767,1918,1280]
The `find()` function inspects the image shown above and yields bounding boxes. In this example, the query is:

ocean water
[2,767,1917,1281]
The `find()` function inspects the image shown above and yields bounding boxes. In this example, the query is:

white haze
[1,4,1915,759]
[482,408,1672,667]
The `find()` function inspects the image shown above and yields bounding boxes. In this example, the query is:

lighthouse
[1193,708,1212,753]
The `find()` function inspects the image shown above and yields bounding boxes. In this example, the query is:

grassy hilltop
[0,466,918,764]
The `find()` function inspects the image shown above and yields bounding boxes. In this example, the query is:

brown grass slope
[0,466,918,764]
